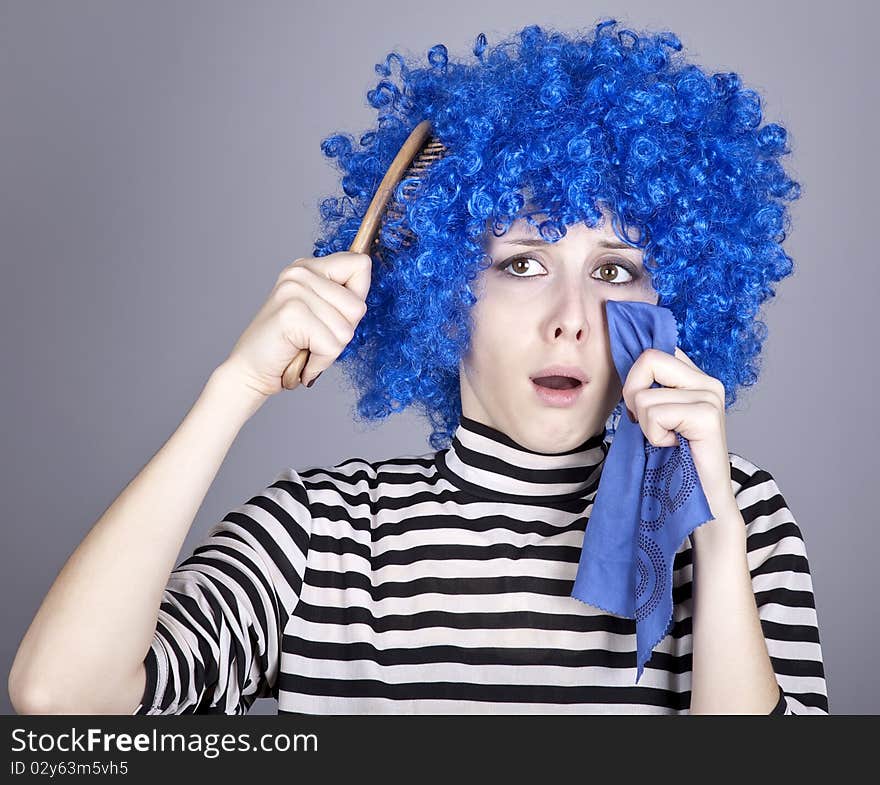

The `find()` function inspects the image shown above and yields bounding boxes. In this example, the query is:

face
[459,206,660,452]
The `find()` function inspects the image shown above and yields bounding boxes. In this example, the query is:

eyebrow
[498,238,637,250]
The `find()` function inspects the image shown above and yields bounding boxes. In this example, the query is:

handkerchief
[570,299,715,684]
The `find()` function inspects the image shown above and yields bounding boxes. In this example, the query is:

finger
[295,251,372,303]
[277,265,367,327]
[673,347,725,407]
[638,399,722,450]
[274,280,355,356]
[637,401,688,448]
[622,348,715,414]
[674,346,701,371]
[280,298,342,381]
[340,253,373,304]
[630,386,719,422]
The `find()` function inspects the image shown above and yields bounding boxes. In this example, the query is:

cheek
[604,288,656,306]
[470,326,509,369]
[465,317,518,380]
[469,300,514,344]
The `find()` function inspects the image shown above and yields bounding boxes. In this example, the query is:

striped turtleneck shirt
[133,414,829,715]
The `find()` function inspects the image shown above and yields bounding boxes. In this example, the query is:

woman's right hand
[219,251,372,401]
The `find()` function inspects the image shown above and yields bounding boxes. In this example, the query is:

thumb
[300,252,370,386]
[319,251,372,303]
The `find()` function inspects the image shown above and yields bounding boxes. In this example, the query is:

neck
[435,414,610,504]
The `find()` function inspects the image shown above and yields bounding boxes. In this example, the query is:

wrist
[205,361,269,422]
[691,502,747,556]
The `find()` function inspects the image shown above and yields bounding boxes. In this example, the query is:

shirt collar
[435,414,610,503]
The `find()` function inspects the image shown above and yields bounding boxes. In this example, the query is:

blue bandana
[571,299,716,683]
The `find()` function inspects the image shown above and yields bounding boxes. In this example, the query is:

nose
[544,279,597,344]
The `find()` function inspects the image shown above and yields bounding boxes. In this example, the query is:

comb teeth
[373,137,449,261]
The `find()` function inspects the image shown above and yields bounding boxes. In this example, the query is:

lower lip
[531,380,585,407]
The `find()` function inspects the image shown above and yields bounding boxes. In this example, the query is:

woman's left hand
[621,346,738,521]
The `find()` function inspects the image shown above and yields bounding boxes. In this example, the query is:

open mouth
[532,376,583,390]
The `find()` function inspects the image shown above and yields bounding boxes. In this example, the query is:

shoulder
[727,451,793,522]
[726,450,809,551]
[728,451,776,497]
[727,450,787,511]
[274,449,440,501]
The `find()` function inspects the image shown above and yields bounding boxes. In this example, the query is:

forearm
[689,504,780,714]
[9,363,266,713]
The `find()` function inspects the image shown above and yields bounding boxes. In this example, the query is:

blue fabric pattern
[571,299,715,683]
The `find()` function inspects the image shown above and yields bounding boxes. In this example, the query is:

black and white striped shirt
[133,414,829,715]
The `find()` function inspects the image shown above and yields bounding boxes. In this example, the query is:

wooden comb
[281,118,448,390]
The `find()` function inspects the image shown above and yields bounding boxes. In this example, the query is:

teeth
[534,376,580,390]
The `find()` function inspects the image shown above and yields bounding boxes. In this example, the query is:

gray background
[2,0,876,715]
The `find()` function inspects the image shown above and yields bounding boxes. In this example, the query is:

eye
[592,261,637,286]
[496,255,547,278]
[497,255,640,286]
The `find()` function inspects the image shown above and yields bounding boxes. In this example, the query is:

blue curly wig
[311,19,801,451]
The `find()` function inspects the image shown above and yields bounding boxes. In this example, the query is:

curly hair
[311,19,801,451]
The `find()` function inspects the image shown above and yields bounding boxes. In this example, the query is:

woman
[9,20,828,715]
